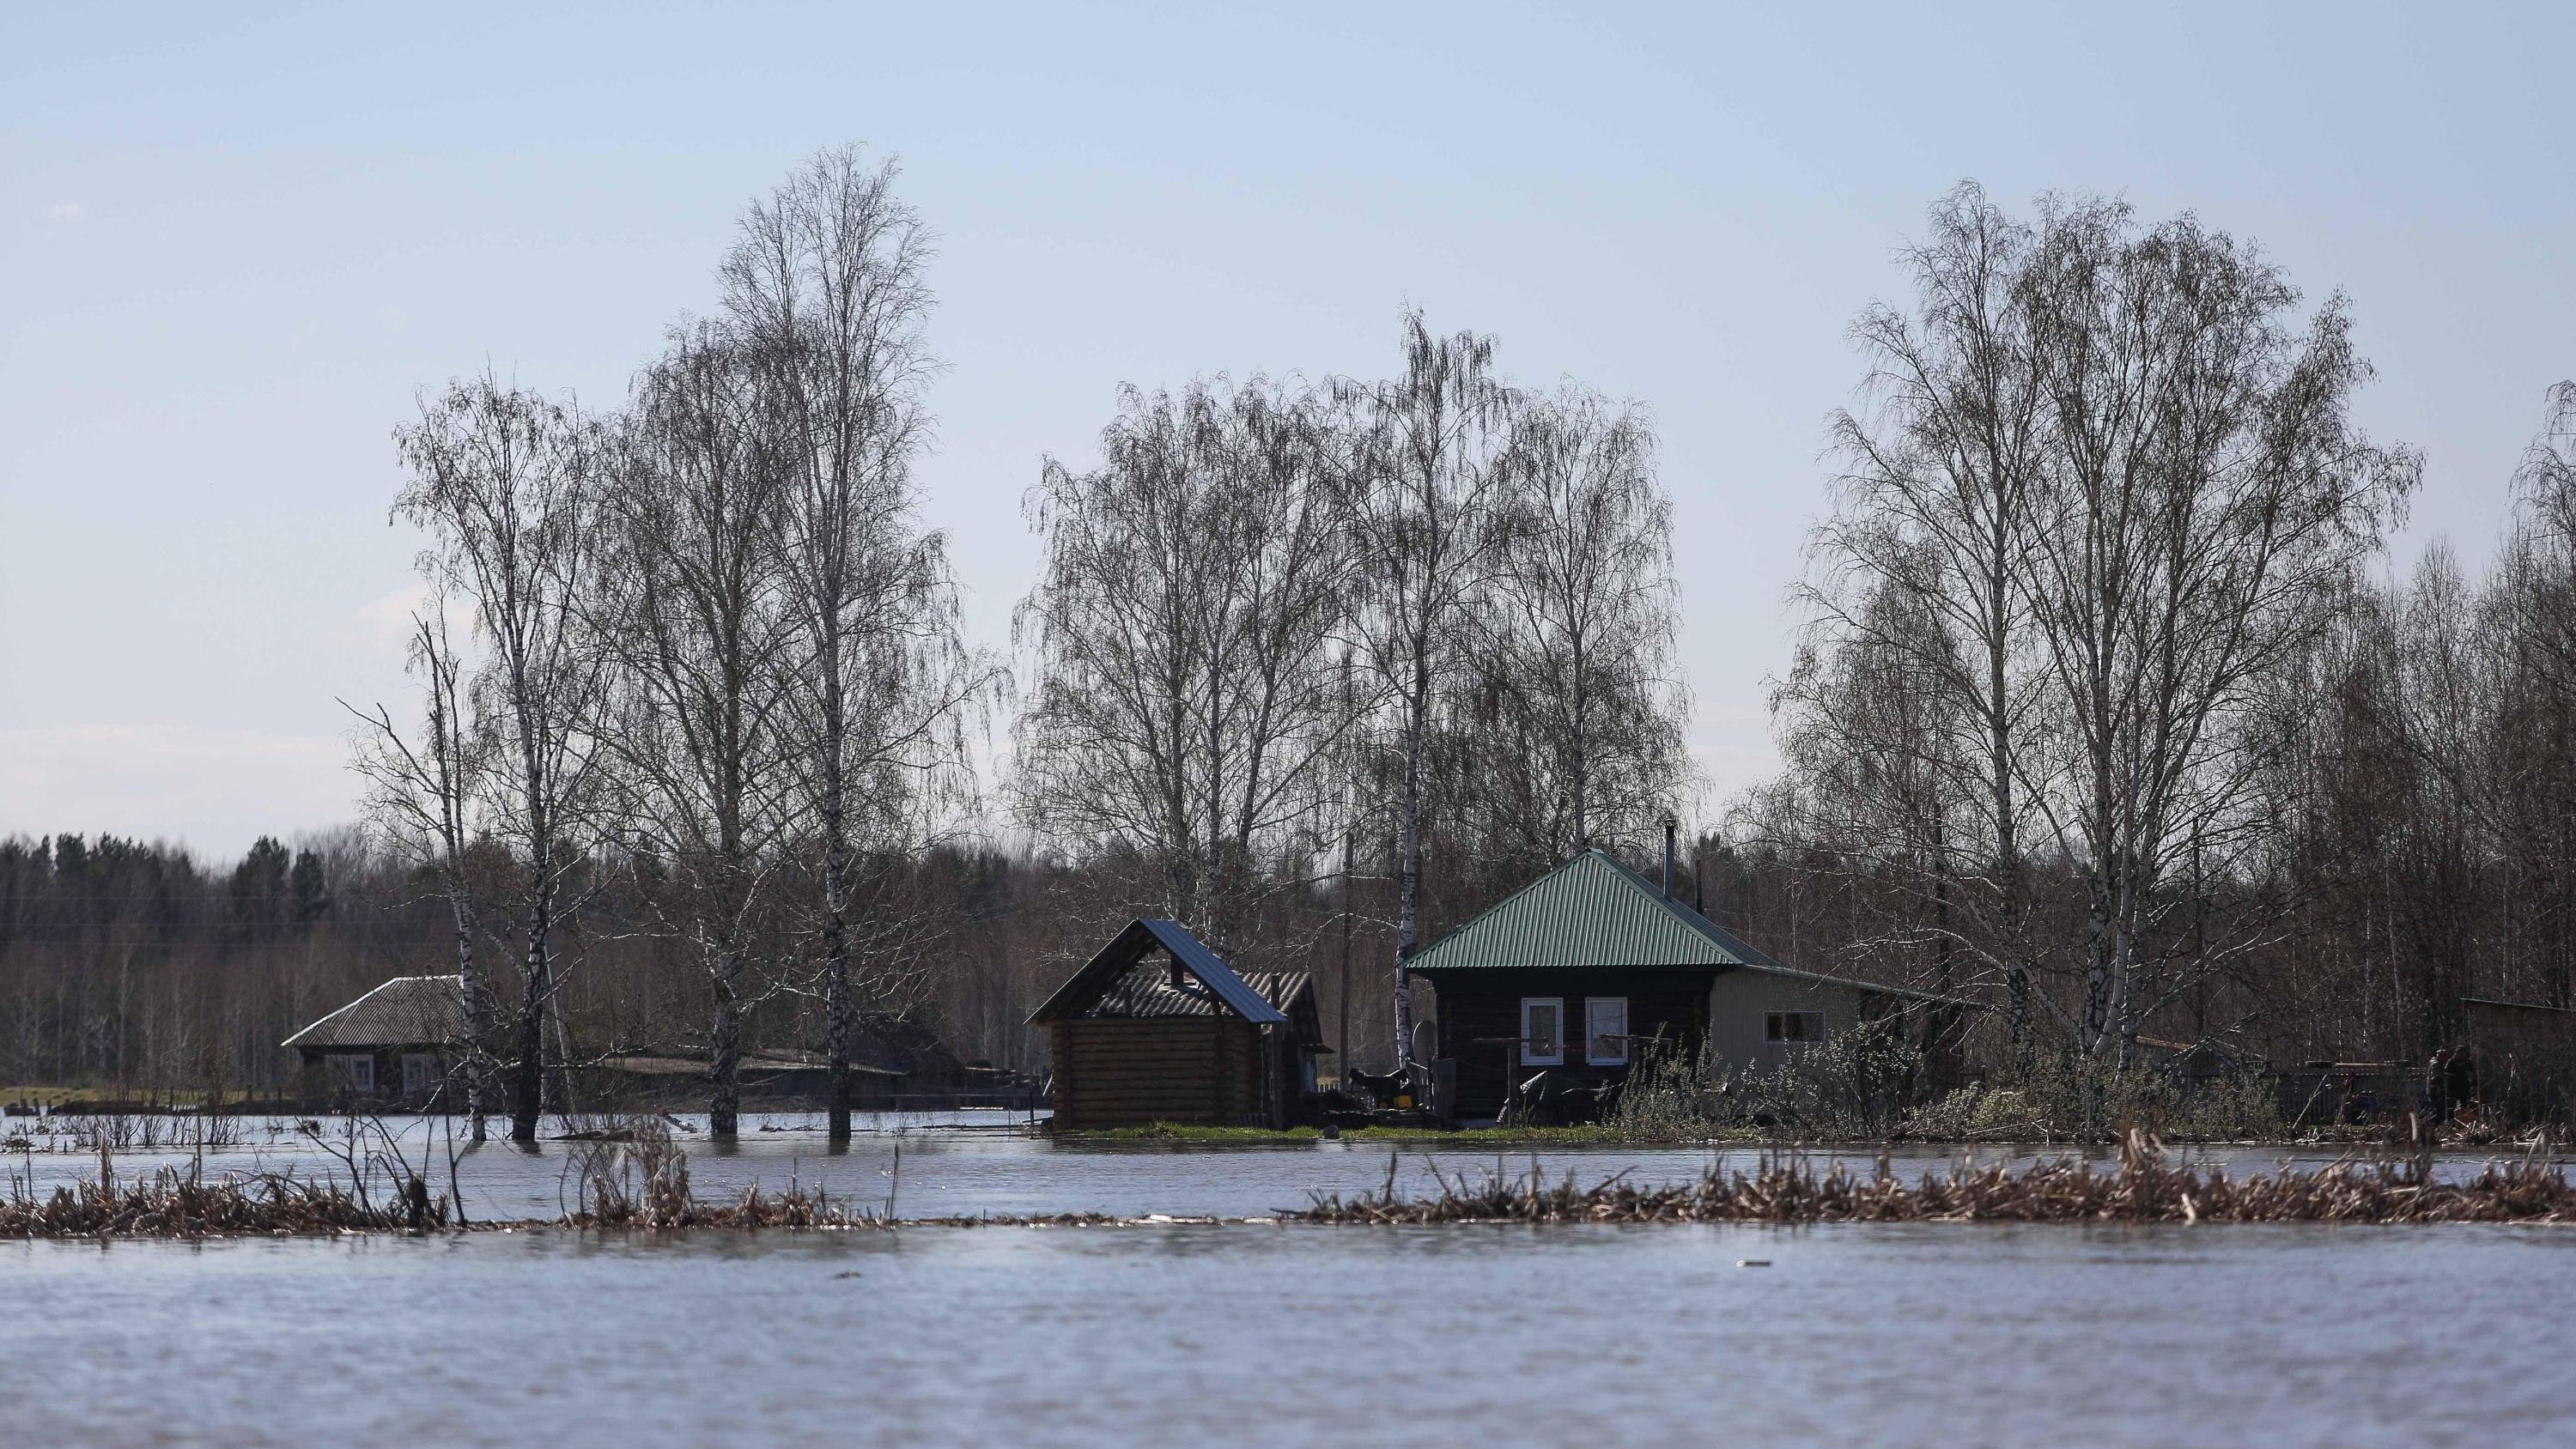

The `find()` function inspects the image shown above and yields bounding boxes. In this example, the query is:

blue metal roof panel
[1025,919,1290,1026]
[1139,919,1290,1024]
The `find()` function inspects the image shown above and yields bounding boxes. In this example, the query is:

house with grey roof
[1408,848,1959,1120]
[282,974,464,1110]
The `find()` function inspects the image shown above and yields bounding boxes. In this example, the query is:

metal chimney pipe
[1662,817,1677,897]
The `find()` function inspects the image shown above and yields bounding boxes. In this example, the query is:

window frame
[1764,1010,1826,1046]
[336,1053,376,1091]
[1520,997,1566,1067]
[1584,997,1630,1065]
[402,1052,438,1096]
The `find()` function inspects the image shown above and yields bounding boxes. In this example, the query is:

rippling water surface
[9,1214,2575,1448]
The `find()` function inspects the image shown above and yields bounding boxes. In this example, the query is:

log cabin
[1030,919,1329,1131]
[1412,848,1956,1121]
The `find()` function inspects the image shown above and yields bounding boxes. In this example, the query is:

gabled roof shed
[1029,919,1314,1131]
[1030,919,1291,1026]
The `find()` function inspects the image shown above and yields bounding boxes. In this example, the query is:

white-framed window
[334,1053,376,1091]
[1520,997,1565,1066]
[1765,1010,1826,1046]
[1585,997,1630,1065]
[402,1053,438,1096]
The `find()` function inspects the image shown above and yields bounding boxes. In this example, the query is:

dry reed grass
[2,1147,439,1238]
[556,1115,896,1228]
[1295,1131,2576,1226]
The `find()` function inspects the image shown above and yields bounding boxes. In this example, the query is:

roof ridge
[1406,847,1795,973]
[280,973,464,1049]
[1027,919,1291,1026]
[1579,846,1789,968]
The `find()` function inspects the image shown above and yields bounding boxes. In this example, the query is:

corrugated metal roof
[1025,919,1292,1026]
[282,974,463,1049]
[1405,850,1778,973]
[1091,967,1313,1022]
[1407,850,1967,1003]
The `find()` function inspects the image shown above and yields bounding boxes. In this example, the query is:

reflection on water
[5,1113,2567,1222]
[6,1218,2574,1447]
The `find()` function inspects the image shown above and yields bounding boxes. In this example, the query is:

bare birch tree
[344,590,499,1140]
[1798,182,2052,1059]
[2016,199,2417,1059]
[596,326,798,1137]
[2482,382,2576,1006]
[1347,312,1514,1066]
[1483,382,1688,859]
[1015,376,1354,954]
[720,144,986,1141]
[392,375,611,1143]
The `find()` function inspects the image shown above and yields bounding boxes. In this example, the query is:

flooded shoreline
[12,1113,2572,1220]
[13,1115,2576,1236]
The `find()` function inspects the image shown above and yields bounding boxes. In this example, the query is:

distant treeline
[0,828,1771,1105]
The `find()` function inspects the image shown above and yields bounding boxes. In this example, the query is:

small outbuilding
[1411,848,1958,1121]
[283,974,463,1110]
[1029,919,1330,1131]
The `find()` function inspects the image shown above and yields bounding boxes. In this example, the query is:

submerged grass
[557,1118,896,1229]
[1293,1131,2576,1226]
[18,1115,2571,1238]
[2,1147,440,1238]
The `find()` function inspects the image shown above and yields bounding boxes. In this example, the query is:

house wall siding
[1426,970,1713,1119]
[295,1046,453,1111]
[1048,1017,1264,1130]
[1706,973,1880,1072]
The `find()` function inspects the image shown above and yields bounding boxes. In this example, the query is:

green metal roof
[1406,848,1793,973]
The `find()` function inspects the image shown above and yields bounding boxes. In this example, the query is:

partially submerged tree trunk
[512,877,555,1143]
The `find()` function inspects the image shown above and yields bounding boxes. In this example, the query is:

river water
[9,1115,2576,1446]
[8,1218,2575,1446]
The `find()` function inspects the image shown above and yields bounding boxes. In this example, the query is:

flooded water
[7,1112,2557,1221]
[8,1217,2574,1446]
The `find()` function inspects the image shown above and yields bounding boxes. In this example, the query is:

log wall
[1049,1017,1266,1130]
[1429,971,1714,1119]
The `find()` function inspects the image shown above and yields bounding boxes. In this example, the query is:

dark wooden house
[1413,849,1953,1120]
[1030,919,1330,1131]
[282,974,463,1110]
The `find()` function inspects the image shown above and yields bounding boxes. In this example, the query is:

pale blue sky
[4,3,2570,856]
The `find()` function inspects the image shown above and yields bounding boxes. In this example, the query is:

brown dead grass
[2,1163,436,1238]
[1293,1131,2576,1226]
